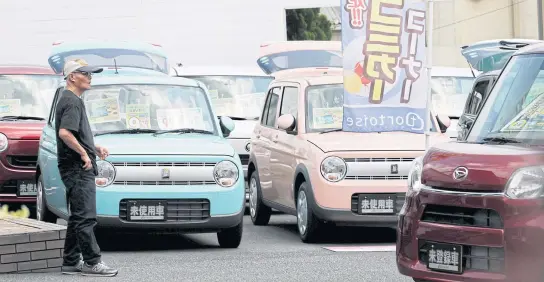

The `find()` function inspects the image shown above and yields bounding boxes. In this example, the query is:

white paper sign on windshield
[501,94,544,132]
[126,104,151,129]
[0,99,21,116]
[312,107,343,129]
[156,108,205,130]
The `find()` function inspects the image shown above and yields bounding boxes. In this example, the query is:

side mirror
[277,114,296,133]
[219,116,235,137]
[436,114,451,133]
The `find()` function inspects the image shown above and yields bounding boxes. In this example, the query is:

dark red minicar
[397,43,544,282]
[0,66,61,207]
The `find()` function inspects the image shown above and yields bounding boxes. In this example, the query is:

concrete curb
[0,216,66,274]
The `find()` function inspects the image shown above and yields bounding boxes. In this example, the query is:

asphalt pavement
[1,212,411,282]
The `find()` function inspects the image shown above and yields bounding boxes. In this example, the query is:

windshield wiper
[482,137,520,144]
[221,116,258,121]
[319,128,343,134]
[94,128,159,136]
[0,116,45,121]
[153,128,215,136]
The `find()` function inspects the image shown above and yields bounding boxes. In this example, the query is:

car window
[279,86,299,130]
[48,87,64,127]
[261,87,281,127]
[265,92,280,127]
[465,79,489,116]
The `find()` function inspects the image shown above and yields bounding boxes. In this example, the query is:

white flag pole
[425,0,434,150]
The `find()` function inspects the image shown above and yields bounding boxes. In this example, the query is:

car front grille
[7,155,37,168]
[419,240,505,273]
[119,199,210,222]
[421,204,503,229]
[113,181,216,186]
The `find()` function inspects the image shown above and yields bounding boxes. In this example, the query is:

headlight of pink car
[320,156,347,182]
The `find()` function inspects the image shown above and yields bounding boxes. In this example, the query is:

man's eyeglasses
[75,71,92,78]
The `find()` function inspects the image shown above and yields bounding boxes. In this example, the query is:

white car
[171,65,273,199]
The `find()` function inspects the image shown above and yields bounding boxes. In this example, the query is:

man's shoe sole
[81,272,118,277]
[61,271,81,275]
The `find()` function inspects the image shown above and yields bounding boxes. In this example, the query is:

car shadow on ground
[270,223,397,244]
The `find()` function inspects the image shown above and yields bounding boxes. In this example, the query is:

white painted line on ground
[323,245,396,252]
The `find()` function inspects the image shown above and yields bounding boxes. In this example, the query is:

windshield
[305,84,441,133]
[187,75,273,119]
[257,50,342,74]
[81,84,217,134]
[467,54,544,145]
[49,48,168,74]
[431,76,475,117]
[0,75,60,119]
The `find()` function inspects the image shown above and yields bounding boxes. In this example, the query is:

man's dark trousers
[60,168,101,266]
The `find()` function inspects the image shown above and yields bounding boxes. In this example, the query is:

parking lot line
[322,245,396,252]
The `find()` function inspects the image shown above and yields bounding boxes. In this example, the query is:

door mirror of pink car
[277,114,296,132]
[436,114,451,128]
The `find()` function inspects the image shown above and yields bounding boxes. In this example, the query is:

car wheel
[248,170,271,226]
[297,182,321,243]
[36,174,57,223]
[217,220,243,248]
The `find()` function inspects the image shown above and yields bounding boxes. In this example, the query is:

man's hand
[96,145,109,160]
[81,153,92,170]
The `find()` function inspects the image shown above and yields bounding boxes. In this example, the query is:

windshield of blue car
[187,75,273,119]
[431,76,475,118]
[0,75,60,119]
[81,84,217,134]
[467,53,544,145]
[305,83,440,133]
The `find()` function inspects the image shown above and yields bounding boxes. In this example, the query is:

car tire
[217,220,243,248]
[248,170,271,226]
[36,174,57,223]
[297,182,321,243]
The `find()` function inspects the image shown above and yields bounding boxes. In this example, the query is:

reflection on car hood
[228,120,258,139]
[94,134,234,156]
[305,131,451,152]
[0,121,46,140]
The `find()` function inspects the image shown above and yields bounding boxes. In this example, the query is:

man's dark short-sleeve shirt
[55,89,97,174]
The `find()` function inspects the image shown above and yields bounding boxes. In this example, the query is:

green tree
[286,8,332,41]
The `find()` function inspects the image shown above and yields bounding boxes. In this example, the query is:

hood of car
[94,133,235,156]
[305,131,450,152]
[0,121,46,140]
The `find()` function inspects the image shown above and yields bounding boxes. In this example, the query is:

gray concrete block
[17,259,48,271]
[46,240,64,250]
[59,230,66,239]
[31,249,60,260]
[47,258,63,268]
[16,241,46,253]
[0,234,29,246]
[0,263,17,273]
[1,252,30,263]
[32,267,61,273]
[0,244,15,255]
[30,231,59,242]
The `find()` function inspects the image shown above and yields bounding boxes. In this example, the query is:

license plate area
[16,180,37,197]
[426,241,463,274]
[358,194,396,214]
[127,200,167,221]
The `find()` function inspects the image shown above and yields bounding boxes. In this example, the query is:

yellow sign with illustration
[126,104,151,129]
[502,94,544,132]
[87,97,121,124]
[0,99,21,116]
[312,107,343,129]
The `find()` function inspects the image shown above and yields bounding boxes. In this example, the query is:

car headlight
[320,156,347,182]
[213,160,239,187]
[0,133,8,152]
[407,156,424,193]
[95,160,116,187]
[505,166,544,199]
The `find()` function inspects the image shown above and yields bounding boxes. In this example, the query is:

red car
[397,44,544,281]
[0,65,61,209]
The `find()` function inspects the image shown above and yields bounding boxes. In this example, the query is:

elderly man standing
[56,59,118,277]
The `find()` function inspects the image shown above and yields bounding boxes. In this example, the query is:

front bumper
[0,140,39,203]
[397,187,544,282]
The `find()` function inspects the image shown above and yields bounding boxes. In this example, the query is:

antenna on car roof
[113,59,119,74]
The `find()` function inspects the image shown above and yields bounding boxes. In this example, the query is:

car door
[39,87,68,215]
[457,78,491,140]
[253,86,281,201]
[269,83,300,209]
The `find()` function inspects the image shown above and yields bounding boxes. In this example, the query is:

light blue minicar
[36,42,245,248]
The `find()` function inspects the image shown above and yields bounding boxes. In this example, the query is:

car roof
[431,66,475,77]
[0,65,58,75]
[171,65,271,77]
[272,68,343,86]
[57,74,201,88]
[49,40,167,57]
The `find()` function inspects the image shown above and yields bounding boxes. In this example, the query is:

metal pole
[538,0,543,40]
[425,0,434,150]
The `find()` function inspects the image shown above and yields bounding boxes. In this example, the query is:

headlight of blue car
[95,160,116,187]
[213,160,239,187]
